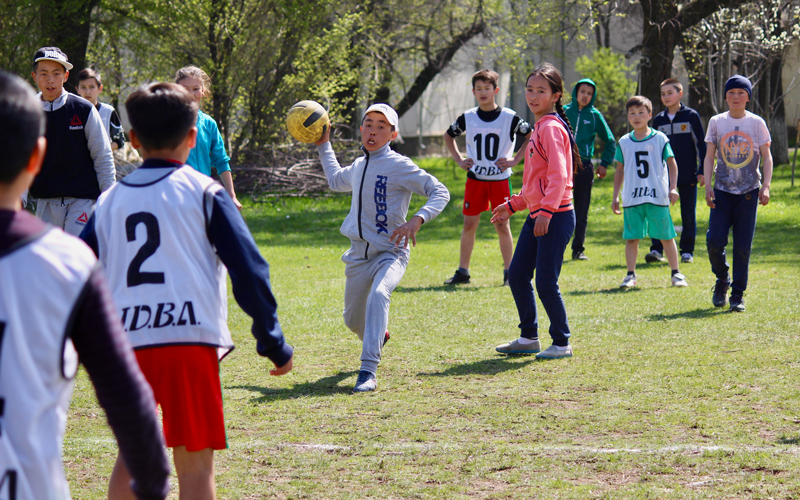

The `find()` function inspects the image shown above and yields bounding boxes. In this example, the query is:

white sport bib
[464,107,516,181]
[97,102,115,139]
[92,166,233,356]
[0,228,93,500]
[618,131,671,207]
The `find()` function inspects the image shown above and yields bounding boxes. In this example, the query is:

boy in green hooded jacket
[564,78,616,260]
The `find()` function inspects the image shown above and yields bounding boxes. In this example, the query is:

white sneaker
[495,338,541,354]
[620,274,637,288]
[671,272,688,287]
[535,344,573,360]
[645,250,665,263]
[681,253,694,263]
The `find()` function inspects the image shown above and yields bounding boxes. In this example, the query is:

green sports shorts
[622,203,676,240]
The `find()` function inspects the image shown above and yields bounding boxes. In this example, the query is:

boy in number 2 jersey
[80,82,293,500]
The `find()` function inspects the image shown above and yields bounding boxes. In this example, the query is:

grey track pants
[36,197,95,237]
[342,243,409,375]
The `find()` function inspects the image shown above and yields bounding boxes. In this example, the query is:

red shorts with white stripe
[135,345,227,451]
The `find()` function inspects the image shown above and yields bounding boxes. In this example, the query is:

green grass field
[64,158,800,499]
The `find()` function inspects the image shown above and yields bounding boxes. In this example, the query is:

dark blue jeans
[706,188,759,296]
[650,183,698,255]
[508,211,575,346]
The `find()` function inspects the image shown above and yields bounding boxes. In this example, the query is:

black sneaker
[712,280,730,307]
[353,370,377,393]
[729,295,745,312]
[572,251,588,261]
[444,269,470,285]
[383,330,390,348]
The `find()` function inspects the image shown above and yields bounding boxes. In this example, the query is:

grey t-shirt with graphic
[705,111,771,194]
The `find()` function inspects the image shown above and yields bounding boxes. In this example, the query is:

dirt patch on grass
[467,478,509,498]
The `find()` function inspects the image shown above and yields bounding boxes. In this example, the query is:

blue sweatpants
[706,188,759,297]
[508,211,575,346]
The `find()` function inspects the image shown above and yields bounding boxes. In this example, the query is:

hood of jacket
[571,78,598,109]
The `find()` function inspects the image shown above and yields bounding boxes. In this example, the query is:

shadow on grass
[417,357,536,377]
[778,435,800,445]
[567,287,643,296]
[647,308,721,320]
[396,284,495,293]
[232,370,358,402]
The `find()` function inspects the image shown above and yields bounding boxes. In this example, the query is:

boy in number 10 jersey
[80,82,294,500]
[443,69,531,286]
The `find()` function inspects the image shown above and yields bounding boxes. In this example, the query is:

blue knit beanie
[725,75,752,98]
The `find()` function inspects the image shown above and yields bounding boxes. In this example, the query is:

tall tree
[636,0,753,110]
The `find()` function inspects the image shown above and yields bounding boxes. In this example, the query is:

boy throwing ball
[315,104,450,392]
[612,96,687,288]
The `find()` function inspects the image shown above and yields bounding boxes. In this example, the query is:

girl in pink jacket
[491,63,581,359]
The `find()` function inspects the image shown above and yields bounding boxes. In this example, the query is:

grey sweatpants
[36,197,95,237]
[342,243,409,375]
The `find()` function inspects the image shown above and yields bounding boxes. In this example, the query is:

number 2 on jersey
[126,212,165,287]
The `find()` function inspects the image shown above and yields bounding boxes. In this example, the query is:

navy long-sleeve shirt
[653,103,707,186]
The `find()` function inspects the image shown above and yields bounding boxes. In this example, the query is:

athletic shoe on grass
[645,250,665,263]
[495,338,541,354]
[671,272,688,287]
[681,253,694,263]
[535,344,572,360]
[572,251,588,261]
[444,269,470,285]
[383,330,390,348]
[620,274,637,288]
[712,280,730,307]
[729,295,745,312]
[353,370,377,393]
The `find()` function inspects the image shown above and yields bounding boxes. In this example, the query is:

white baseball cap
[363,103,398,127]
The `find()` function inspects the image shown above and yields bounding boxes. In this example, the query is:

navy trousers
[508,211,575,346]
[650,183,698,255]
[706,188,759,297]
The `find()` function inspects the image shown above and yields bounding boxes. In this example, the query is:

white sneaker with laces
[671,272,688,287]
[620,274,637,288]
[535,344,573,360]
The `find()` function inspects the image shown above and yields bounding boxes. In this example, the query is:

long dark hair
[526,63,582,174]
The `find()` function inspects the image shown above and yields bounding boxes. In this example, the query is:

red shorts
[135,345,227,451]
[463,177,512,216]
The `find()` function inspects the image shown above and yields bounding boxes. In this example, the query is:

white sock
[517,337,538,345]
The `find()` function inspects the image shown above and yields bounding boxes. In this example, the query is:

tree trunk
[42,0,101,93]
[637,0,754,114]
[767,58,789,164]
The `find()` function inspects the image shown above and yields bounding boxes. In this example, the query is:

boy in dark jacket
[649,78,707,264]
[564,78,616,260]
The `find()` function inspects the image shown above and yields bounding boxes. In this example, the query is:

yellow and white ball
[286,100,329,143]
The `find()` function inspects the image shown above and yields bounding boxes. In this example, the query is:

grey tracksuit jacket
[317,142,450,256]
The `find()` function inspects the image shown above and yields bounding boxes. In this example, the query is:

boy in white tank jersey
[443,69,531,286]
[612,96,687,288]
[79,82,294,499]
[0,71,169,500]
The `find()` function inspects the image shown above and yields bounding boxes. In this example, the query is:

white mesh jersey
[0,228,92,500]
[97,102,115,139]
[464,107,517,181]
[618,131,671,207]
[92,165,233,357]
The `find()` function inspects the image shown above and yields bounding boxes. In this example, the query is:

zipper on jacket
[356,146,370,242]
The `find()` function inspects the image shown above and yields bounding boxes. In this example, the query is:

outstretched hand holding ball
[286,100,330,143]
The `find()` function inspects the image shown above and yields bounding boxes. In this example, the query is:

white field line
[65,438,800,456]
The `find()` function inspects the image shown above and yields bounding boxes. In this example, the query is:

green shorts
[622,204,676,240]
